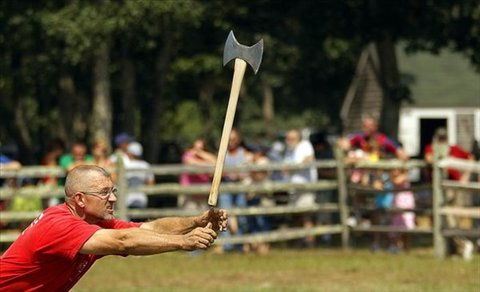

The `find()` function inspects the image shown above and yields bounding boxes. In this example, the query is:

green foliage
[161,100,204,144]
[172,55,223,76]
[323,38,352,60]
[42,1,116,64]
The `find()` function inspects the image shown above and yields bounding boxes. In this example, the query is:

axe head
[223,31,264,74]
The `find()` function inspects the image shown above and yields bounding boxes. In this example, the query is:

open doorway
[420,118,447,157]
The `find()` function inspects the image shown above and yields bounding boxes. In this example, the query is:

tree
[42,1,121,145]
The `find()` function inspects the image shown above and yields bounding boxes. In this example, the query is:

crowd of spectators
[0,133,154,214]
[1,120,478,256]
[338,116,477,257]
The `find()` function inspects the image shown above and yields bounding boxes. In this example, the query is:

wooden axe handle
[208,58,247,206]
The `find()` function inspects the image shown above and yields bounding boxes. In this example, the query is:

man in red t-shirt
[338,116,408,160]
[0,165,227,291]
[424,127,475,258]
[424,127,474,181]
[337,116,408,251]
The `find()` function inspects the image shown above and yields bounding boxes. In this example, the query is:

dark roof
[398,45,480,108]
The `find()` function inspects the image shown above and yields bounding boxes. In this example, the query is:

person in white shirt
[283,129,318,248]
[124,142,155,208]
[284,129,318,204]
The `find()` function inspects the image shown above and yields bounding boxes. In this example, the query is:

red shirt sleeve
[98,219,142,229]
[376,134,399,155]
[449,145,471,159]
[348,133,363,148]
[424,144,433,155]
[36,216,102,260]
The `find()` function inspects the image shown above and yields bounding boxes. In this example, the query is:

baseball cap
[127,142,143,157]
[114,133,133,147]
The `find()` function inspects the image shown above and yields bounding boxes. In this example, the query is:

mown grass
[73,248,479,292]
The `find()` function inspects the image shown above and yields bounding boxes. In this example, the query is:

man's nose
[108,192,117,202]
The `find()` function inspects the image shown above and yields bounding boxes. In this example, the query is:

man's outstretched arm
[140,209,228,234]
[79,223,216,256]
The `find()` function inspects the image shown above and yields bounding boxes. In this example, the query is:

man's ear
[73,192,86,208]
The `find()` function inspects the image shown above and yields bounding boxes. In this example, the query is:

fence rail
[127,203,340,219]
[0,181,338,199]
[0,160,338,178]
[432,156,479,258]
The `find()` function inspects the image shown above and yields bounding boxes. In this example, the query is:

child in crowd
[347,148,368,184]
[348,138,382,185]
[388,169,416,253]
[370,170,394,251]
[92,138,114,169]
[244,144,271,254]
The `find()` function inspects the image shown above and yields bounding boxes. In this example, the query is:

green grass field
[73,248,479,292]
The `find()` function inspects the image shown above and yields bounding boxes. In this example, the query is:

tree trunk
[199,82,215,144]
[58,72,76,144]
[58,70,89,145]
[91,43,112,145]
[120,46,136,135]
[7,52,34,163]
[144,19,174,163]
[13,98,34,163]
[375,38,403,140]
[262,80,275,139]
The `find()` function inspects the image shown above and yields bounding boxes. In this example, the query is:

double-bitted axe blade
[223,31,264,74]
[207,31,264,208]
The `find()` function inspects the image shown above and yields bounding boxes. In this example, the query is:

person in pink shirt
[0,165,227,291]
[180,138,216,210]
[388,169,416,253]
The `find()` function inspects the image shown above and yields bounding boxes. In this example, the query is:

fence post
[334,146,350,249]
[115,156,128,221]
[432,144,447,258]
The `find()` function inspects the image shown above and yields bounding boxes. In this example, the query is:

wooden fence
[432,158,480,257]
[1,151,478,257]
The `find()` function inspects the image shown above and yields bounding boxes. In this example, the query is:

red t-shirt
[349,132,399,156]
[0,204,141,291]
[424,144,472,180]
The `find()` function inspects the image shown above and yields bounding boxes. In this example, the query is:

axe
[207,31,264,207]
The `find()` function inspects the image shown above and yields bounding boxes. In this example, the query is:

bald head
[65,165,111,197]
[285,129,302,150]
[362,117,378,136]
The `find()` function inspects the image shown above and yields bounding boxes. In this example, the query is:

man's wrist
[192,215,202,228]
[173,234,188,251]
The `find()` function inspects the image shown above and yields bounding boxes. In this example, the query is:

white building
[397,48,480,157]
[399,107,480,157]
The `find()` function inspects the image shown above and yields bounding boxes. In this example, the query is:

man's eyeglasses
[80,187,118,199]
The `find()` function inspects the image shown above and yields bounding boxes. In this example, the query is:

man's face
[72,144,87,161]
[362,119,377,136]
[228,131,241,150]
[437,135,448,143]
[80,175,117,222]
[193,139,205,151]
[286,131,300,149]
[92,142,108,157]
[119,142,130,152]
